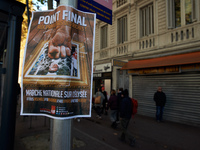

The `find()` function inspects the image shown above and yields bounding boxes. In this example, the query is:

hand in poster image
[48,25,72,59]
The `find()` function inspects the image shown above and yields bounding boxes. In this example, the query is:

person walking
[101,87,108,115]
[108,89,118,129]
[95,88,105,119]
[119,89,136,147]
[154,87,166,122]
[116,88,123,123]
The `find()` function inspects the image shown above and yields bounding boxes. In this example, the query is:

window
[167,0,197,28]
[185,0,192,24]
[117,15,127,44]
[185,0,197,24]
[140,3,154,37]
[101,25,108,49]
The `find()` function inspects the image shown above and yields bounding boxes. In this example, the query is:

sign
[78,0,112,25]
[113,59,127,67]
[21,5,96,119]
[93,63,112,73]
[93,73,102,77]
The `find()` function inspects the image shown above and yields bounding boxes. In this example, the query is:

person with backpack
[131,98,138,118]
[119,89,136,147]
[95,88,105,119]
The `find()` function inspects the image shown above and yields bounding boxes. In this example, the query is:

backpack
[131,98,138,118]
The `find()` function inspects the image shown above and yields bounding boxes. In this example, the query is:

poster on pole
[21,5,96,119]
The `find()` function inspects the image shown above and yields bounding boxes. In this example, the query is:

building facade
[94,0,200,127]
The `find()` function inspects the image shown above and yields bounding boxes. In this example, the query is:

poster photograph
[21,5,96,119]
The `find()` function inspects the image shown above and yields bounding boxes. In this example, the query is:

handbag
[95,96,101,104]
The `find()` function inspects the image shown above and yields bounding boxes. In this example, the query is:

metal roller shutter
[118,70,129,90]
[132,72,200,127]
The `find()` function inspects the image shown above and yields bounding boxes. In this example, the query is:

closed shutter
[117,70,129,90]
[132,72,200,127]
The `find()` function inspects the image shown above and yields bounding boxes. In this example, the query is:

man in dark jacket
[116,88,123,123]
[119,89,136,147]
[154,87,166,122]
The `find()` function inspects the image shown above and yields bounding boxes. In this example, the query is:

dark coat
[117,92,123,111]
[102,91,108,101]
[154,91,166,107]
[108,94,118,110]
[120,95,132,119]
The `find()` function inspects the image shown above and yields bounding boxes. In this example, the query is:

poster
[21,5,96,119]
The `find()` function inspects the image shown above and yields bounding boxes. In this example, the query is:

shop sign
[113,59,127,67]
[93,73,102,77]
[93,63,112,73]
[21,5,96,119]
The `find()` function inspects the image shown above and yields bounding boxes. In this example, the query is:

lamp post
[50,1,77,150]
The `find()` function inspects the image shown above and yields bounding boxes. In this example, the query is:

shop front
[112,59,128,91]
[122,52,200,127]
[93,60,128,97]
[93,63,112,96]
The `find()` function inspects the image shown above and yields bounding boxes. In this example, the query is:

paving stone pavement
[14,106,200,150]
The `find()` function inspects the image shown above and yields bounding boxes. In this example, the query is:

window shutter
[192,0,197,21]
[167,0,175,29]
[101,25,108,49]
[118,16,127,44]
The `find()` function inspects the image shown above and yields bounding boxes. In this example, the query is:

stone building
[93,0,200,126]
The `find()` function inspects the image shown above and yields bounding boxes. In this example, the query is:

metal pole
[59,0,77,6]
[51,120,72,149]
[50,1,77,150]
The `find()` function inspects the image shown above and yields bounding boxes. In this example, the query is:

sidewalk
[14,109,200,150]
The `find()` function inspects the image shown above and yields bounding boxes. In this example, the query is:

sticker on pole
[21,5,96,119]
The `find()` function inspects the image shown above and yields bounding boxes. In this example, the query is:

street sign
[78,0,112,25]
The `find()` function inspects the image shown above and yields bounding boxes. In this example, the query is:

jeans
[120,118,135,141]
[156,106,164,121]
[110,110,117,122]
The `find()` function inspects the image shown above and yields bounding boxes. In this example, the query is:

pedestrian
[108,89,118,129]
[116,88,123,123]
[95,88,105,119]
[154,87,166,122]
[119,89,136,147]
[101,87,108,115]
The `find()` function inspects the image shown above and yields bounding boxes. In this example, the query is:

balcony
[171,26,195,43]
[139,37,155,50]
[116,0,127,8]
[116,43,128,55]
[95,42,129,61]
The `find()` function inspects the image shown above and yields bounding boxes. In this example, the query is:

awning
[121,51,200,70]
